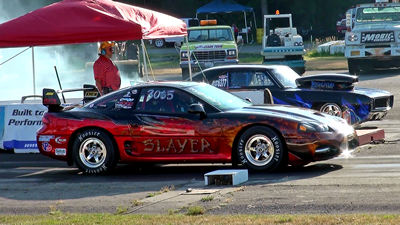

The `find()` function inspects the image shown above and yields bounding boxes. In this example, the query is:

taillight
[42,115,50,125]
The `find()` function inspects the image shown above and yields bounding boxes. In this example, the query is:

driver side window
[136,87,197,114]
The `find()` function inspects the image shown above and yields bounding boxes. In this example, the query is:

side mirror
[188,103,206,119]
[245,98,252,103]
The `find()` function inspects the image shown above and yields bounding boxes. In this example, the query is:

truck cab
[345,0,400,74]
[179,20,239,80]
[261,13,306,75]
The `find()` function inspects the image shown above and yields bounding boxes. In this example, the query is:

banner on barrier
[0,104,47,153]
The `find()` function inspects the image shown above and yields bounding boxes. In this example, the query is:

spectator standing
[93,41,121,95]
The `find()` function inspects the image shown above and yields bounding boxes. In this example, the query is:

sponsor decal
[311,81,335,89]
[42,142,52,152]
[361,32,394,43]
[45,92,54,96]
[55,136,67,144]
[211,75,228,88]
[84,91,98,97]
[55,148,67,156]
[194,44,223,49]
[39,135,54,142]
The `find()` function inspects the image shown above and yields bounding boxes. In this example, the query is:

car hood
[230,104,347,125]
[354,87,392,98]
[352,23,400,32]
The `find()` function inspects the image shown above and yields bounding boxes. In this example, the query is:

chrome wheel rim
[320,103,342,117]
[244,134,274,167]
[79,138,107,168]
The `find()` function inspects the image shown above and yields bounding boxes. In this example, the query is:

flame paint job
[191,65,394,125]
[37,82,358,169]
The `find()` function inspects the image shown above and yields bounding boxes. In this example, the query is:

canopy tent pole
[243,11,248,44]
[31,47,36,96]
[253,11,257,30]
[141,39,149,81]
[185,35,192,81]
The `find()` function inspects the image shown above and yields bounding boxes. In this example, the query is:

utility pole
[261,0,268,16]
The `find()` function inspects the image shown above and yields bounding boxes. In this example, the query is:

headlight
[294,42,303,46]
[298,122,330,133]
[181,51,188,58]
[227,50,236,56]
[347,33,359,42]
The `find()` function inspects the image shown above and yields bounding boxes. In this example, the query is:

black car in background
[189,65,394,125]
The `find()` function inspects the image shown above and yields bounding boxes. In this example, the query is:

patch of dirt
[306,58,347,70]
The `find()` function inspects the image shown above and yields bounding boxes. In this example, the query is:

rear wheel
[320,103,342,117]
[72,129,117,174]
[348,59,360,75]
[237,126,286,171]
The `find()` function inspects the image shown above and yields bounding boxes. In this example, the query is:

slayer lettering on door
[143,138,214,153]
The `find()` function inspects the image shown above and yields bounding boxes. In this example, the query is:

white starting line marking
[354,163,400,169]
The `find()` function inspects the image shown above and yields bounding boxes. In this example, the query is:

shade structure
[0,0,187,48]
[196,0,253,14]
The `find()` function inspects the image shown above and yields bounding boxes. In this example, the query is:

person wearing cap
[93,41,121,95]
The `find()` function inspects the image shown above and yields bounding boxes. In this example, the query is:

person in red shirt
[93,41,121,95]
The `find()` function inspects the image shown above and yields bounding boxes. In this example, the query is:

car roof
[127,81,200,89]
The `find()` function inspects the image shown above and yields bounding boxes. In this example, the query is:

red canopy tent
[0,0,187,47]
[0,0,187,94]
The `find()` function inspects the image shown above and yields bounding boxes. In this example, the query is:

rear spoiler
[43,84,100,112]
[296,74,358,91]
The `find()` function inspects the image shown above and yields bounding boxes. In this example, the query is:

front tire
[72,129,117,174]
[320,103,342,117]
[237,126,285,171]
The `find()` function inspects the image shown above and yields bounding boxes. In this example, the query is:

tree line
[122,0,372,39]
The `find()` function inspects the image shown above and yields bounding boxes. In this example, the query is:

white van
[150,18,199,48]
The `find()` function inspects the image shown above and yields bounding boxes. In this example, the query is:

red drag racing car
[37,82,358,174]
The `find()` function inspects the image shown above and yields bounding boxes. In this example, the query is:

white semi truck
[345,0,400,74]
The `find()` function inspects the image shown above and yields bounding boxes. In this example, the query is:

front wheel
[319,103,342,117]
[72,129,117,174]
[237,126,286,171]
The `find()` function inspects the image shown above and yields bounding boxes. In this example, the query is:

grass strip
[1,214,400,225]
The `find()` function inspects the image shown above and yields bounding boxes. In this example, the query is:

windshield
[270,66,300,88]
[356,6,400,22]
[185,83,251,111]
[188,28,234,42]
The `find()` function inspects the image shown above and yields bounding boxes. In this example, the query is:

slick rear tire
[72,129,117,174]
[237,126,286,171]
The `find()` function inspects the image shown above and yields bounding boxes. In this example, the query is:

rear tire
[348,59,360,75]
[237,126,285,171]
[72,129,117,174]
